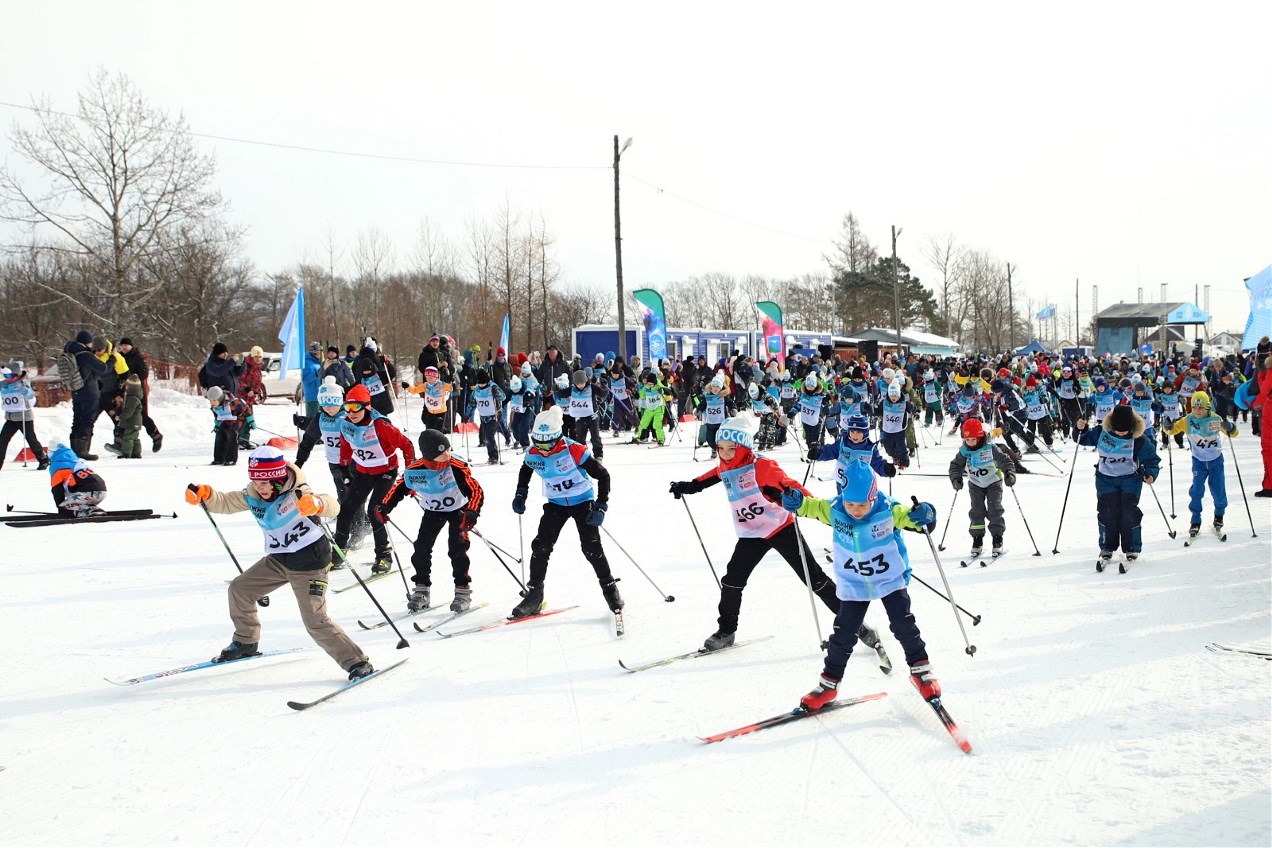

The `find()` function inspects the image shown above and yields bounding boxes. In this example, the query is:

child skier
[878,380,917,470]
[668,415,887,660]
[206,386,249,466]
[810,414,896,492]
[506,375,538,452]
[510,406,623,620]
[748,382,784,451]
[0,361,49,470]
[696,372,733,456]
[566,369,606,459]
[464,368,507,465]
[607,361,638,437]
[1021,375,1056,448]
[781,461,940,711]
[117,373,145,458]
[1164,390,1237,538]
[1075,404,1162,566]
[47,438,107,516]
[407,365,452,432]
[948,418,1016,558]
[296,377,368,550]
[184,446,375,680]
[634,372,668,445]
[920,369,944,427]
[335,384,415,573]
[377,429,484,613]
[1156,381,1184,449]
[795,373,827,453]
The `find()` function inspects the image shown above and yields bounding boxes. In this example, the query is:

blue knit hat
[841,459,879,503]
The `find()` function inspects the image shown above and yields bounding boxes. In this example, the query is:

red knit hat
[345,384,372,404]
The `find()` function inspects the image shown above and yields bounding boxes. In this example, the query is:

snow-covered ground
[1,389,1269,847]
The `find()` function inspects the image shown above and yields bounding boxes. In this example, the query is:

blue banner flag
[277,288,306,381]
[499,313,510,355]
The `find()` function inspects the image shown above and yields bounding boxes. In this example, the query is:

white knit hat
[715,414,758,450]
[317,376,344,407]
[532,406,564,444]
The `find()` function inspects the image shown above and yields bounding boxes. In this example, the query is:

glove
[292,414,309,429]
[669,481,693,499]
[185,484,211,505]
[296,494,324,516]
[909,501,937,531]
[1004,472,1016,487]
[781,487,804,513]
[400,381,411,390]
[990,427,1004,438]
[1221,420,1236,435]
[951,476,964,491]
[884,463,897,478]
[586,501,607,527]
[340,464,352,487]
[459,510,477,532]
[512,487,528,515]
[245,414,256,431]
[800,674,840,712]
[1142,474,1155,485]
[807,446,821,461]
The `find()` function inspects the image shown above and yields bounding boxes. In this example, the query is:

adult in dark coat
[203,342,244,397]
[321,345,356,390]
[64,330,109,459]
[354,343,395,416]
[535,342,570,400]
[418,334,454,382]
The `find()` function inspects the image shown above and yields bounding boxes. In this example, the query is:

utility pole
[1074,278,1079,345]
[1006,263,1015,350]
[891,225,903,357]
[613,135,632,362]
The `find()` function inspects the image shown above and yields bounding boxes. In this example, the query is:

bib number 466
[734,502,765,522]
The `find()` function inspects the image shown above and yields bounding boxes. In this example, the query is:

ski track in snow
[0,396,1268,846]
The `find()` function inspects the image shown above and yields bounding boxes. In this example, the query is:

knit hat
[119,337,134,347]
[250,345,264,358]
[1190,390,1211,409]
[841,459,879,504]
[509,376,522,392]
[803,373,818,390]
[497,347,506,357]
[327,345,339,355]
[74,330,93,345]
[212,342,229,357]
[1093,376,1107,388]
[887,381,902,398]
[572,369,587,385]
[92,336,110,353]
[715,414,757,451]
[844,414,870,434]
[417,429,451,461]
[961,418,985,439]
[424,365,439,376]
[710,372,726,388]
[475,368,490,384]
[429,334,440,342]
[206,386,224,402]
[308,341,322,352]
[345,384,372,404]
[531,406,564,445]
[1025,376,1038,388]
[521,362,532,376]
[1109,404,1136,432]
[317,376,344,407]
[247,446,288,481]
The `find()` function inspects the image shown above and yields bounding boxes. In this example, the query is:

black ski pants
[823,588,927,680]
[334,468,395,557]
[716,522,838,634]
[572,415,604,459]
[410,509,471,587]
[0,419,44,466]
[528,501,613,587]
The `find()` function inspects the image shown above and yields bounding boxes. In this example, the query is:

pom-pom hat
[248,446,288,481]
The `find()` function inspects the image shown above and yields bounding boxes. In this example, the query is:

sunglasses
[343,401,367,412]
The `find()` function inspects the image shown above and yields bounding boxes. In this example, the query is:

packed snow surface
[1,392,1269,846]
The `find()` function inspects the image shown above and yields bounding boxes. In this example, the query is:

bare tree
[0,69,228,330]
[921,233,966,338]
[351,227,394,335]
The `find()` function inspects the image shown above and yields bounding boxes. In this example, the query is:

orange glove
[185,484,212,505]
[296,494,324,516]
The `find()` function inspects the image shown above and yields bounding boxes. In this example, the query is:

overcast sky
[4,1,1270,337]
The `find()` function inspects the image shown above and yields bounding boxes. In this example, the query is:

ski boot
[371,548,393,575]
[36,451,50,471]
[407,585,431,613]
[510,583,545,619]
[347,660,375,680]
[1188,523,1201,539]
[991,536,1004,557]
[601,578,624,613]
[1097,549,1114,572]
[1213,516,1224,532]
[213,640,260,663]
[800,674,840,711]
[968,536,984,559]
[909,659,941,700]
[1125,551,1139,563]
[450,585,472,613]
[151,432,163,453]
[702,630,735,652]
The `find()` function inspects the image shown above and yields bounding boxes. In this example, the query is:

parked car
[244,351,302,402]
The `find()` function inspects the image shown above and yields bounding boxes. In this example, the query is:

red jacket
[692,451,808,539]
[339,415,415,473]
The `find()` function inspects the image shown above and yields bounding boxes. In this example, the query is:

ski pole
[909,572,982,625]
[680,498,721,589]
[189,487,268,608]
[1225,428,1258,537]
[399,382,412,441]
[783,494,825,649]
[517,513,525,584]
[599,525,675,602]
[1166,432,1176,518]
[937,488,959,551]
[911,497,976,656]
[801,422,825,486]
[376,514,414,597]
[322,524,410,649]
[3,506,57,516]
[1145,481,1175,539]
[1051,439,1081,554]
[1007,483,1042,555]
[470,529,528,592]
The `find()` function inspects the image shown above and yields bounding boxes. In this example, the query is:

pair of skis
[1095,552,1138,574]
[1205,643,1270,660]
[1183,524,1227,547]
[3,509,175,528]
[960,549,1007,569]
[357,602,491,632]
[105,648,408,710]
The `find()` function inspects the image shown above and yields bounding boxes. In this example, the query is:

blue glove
[512,487,528,515]
[1221,420,1236,435]
[586,501,607,526]
[909,501,937,531]
[781,487,804,513]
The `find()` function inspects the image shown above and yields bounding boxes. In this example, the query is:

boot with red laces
[799,674,840,711]
[909,660,942,700]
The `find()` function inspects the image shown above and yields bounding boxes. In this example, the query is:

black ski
[1206,643,1271,659]
[620,636,774,673]
[4,508,154,523]
[699,692,888,743]
[286,658,409,711]
[7,511,175,528]
[409,603,491,634]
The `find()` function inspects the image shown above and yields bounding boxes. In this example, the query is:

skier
[606,360,638,437]
[1020,375,1056,447]
[809,413,895,492]
[668,415,886,656]
[747,382,785,451]
[510,406,623,619]
[0,361,49,470]
[506,375,538,452]
[878,380,917,470]
[781,461,941,711]
[407,365,453,432]
[920,369,944,428]
[566,369,606,459]
[1156,380,1184,449]
[1075,404,1162,565]
[334,384,415,573]
[795,372,827,454]
[296,377,369,550]
[47,438,107,516]
[633,372,668,445]
[464,368,507,465]
[206,386,249,466]
[696,372,733,456]
[948,418,1016,559]
[1163,390,1237,538]
[1053,363,1085,439]
[377,429,483,613]
[184,446,375,680]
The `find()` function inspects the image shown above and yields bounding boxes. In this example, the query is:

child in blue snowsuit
[1075,404,1162,562]
[781,460,944,710]
[1164,390,1237,536]
[810,413,896,492]
[464,368,507,465]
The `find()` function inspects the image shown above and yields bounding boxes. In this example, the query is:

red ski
[699,692,888,743]
[918,694,973,753]
[436,605,580,638]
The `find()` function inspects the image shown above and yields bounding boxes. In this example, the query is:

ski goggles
[343,401,368,412]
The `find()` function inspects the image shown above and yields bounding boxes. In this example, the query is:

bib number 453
[841,553,889,577]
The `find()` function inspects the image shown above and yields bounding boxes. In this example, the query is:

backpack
[198,363,210,389]
[55,350,86,392]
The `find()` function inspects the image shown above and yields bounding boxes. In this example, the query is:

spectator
[301,341,323,417]
[62,330,108,460]
[201,341,245,398]
[322,344,355,390]
[240,345,267,406]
